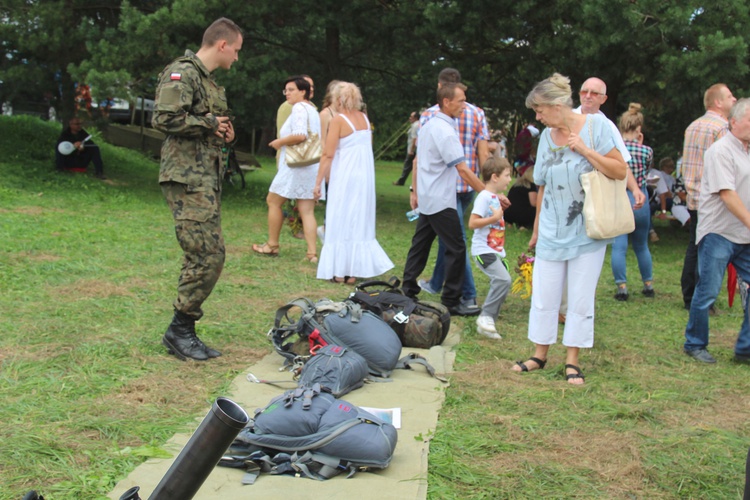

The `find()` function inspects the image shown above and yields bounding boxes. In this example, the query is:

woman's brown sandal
[305,253,318,264]
[252,242,279,257]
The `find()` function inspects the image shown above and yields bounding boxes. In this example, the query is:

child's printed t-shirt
[470,189,506,257]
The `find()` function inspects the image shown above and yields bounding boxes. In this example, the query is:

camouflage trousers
[162,181,225,320]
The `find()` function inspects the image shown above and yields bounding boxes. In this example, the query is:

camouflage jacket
[153,50,229,189]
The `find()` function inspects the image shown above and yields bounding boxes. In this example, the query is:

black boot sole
[166,347,221,358]
[162,336,207,361]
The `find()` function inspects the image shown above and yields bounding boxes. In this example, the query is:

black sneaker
[642,284,655,297]
[614,287,629,301]
[447,303,481,317]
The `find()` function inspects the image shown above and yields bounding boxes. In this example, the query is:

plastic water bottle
[406,208,420,222]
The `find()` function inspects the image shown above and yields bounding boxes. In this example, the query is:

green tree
[416,0,749,158]
[5,0,748,158]
[1,0,164,119]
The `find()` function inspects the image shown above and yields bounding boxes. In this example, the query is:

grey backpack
[220,388,398,482]
[268,298,402,378]
[296,344,369,398]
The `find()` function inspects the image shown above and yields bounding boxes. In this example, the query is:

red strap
[308,328,328,354]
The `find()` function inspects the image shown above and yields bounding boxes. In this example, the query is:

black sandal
[515,356,547,372]
[565,364,585,382]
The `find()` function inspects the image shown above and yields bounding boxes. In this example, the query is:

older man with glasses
[574,77,631,163]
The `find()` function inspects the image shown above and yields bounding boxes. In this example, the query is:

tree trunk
[325,24,341,79]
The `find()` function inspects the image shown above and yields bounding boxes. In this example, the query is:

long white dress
[269,101,321,200]
[317,114,394,279]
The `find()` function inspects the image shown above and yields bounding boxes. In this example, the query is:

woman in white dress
[253,76,320,262]
[313,82,393,283]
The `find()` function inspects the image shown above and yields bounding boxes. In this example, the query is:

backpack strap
[268,298,324,365]
[292,451,346,480]
[302,383,321,410]
[355,277,401,293]
[272,298,317,329]
[350,290,418,318]
[395,353,448,383]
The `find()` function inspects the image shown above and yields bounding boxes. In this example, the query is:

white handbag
[580,123,635,239]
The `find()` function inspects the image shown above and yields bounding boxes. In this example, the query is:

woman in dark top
[503,165,538,229]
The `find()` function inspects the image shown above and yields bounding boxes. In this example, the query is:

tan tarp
[109,330,457,500]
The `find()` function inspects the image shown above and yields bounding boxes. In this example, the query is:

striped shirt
[624,140,653,190]
[420,102,489,193]
[697,133,750,244]
[681,110,728,209]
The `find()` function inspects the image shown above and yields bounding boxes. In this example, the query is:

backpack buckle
[393,311,409,324]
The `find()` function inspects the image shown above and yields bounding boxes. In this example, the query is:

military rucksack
[349,278,451,349]
[268,298,402,378]
[296,344,369,398]
[219,388,398,483]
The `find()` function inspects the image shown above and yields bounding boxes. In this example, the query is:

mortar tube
[118,486,141,500]
[147,397,249,500]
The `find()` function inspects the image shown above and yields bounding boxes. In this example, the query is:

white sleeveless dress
[316,113,394,279]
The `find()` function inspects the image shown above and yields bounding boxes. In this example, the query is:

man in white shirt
[402,83,485,316]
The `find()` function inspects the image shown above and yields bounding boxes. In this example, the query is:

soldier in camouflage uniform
[153,18,243,361]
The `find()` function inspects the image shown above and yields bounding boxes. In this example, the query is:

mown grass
[1,114,748,499]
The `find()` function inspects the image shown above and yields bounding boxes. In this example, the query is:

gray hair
[525,73,574,109]
[729,98,750,127]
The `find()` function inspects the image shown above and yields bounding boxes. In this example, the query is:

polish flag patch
[170,72,181,80]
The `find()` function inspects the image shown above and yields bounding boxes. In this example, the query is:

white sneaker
[317,225,325,243]
[476,315,501,339]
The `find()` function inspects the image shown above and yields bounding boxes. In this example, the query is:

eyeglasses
[579,89,605,97]
[282,88,297,95]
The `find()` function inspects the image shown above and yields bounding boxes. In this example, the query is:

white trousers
[528,247,606,348]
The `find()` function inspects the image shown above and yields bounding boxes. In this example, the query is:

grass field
[1,115,748,499]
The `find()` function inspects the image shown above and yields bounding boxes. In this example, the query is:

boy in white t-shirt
[468,157,513,339]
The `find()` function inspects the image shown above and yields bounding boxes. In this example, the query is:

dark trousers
[55,145,104,175]
[402,208,465,308]
[681,209,699,306]
[394,153,415,185]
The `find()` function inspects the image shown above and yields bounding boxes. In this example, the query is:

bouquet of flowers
[283,200,303,237]
[511,250,535,299]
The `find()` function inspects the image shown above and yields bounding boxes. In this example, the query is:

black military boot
[162,311,208,361]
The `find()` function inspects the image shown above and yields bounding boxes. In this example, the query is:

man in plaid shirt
[680,83,736,309]
[416,68,504,312]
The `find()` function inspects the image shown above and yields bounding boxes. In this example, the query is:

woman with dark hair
[253,75,321,262]
[611,102,655,301]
